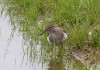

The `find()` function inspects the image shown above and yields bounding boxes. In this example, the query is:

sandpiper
[39,24,68,45]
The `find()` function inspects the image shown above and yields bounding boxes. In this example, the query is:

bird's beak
[39,30,46,36]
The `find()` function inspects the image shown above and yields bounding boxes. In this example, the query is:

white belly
[62,32,68,41]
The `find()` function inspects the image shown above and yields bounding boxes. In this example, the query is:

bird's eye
[48,26,52,29]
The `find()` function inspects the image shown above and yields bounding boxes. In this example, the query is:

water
[0,5,47,70]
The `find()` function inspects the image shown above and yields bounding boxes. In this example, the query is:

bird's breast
[47,32,68,44]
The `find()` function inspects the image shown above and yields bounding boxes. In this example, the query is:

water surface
[0,5,47,70]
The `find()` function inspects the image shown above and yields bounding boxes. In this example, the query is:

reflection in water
[48,60,65,70]
[0,5,47,70]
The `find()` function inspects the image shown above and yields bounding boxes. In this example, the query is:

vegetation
[2,0,100,68]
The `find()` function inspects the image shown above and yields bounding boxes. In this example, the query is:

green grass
[2,0,100,64]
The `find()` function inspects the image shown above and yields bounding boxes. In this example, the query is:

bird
[39,24,68,45]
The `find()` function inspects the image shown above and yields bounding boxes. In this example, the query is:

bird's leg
[51,43,57,59]
[57,43,64,58]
